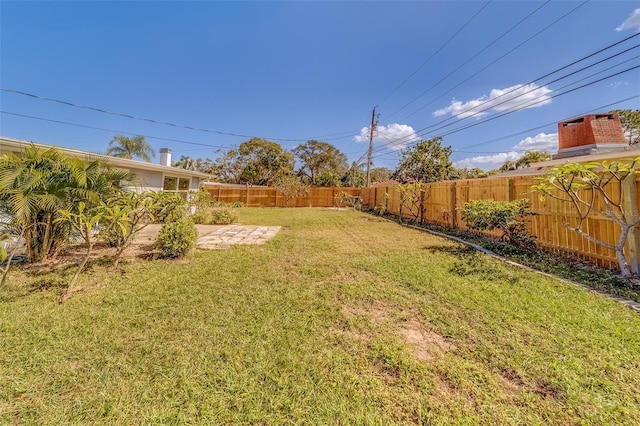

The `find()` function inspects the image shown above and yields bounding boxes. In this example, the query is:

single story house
[0,136,212,194]
[493,113,640,178]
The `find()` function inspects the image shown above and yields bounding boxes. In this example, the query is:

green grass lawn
[1,208,639,424]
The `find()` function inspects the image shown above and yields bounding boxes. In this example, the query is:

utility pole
[366,107,378,187]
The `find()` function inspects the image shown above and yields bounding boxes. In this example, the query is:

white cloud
[616,8,640,32]
[454,151,520,170]
[608,80,629,89]
[513,132,558,152]
[354,123,419,151]
[454,132,558,170]
[433,83,552,119]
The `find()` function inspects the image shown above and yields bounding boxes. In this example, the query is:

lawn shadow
[424,244,520,283]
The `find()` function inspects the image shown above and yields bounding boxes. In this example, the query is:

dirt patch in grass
[399,318,455,362]
[499,368,566,401]
[342,302,456,362]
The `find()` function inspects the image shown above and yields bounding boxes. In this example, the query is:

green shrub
[156,217,197,258]
[149,192,188,223]
[191,207,238,225]
[209,208,238,224]
[190,187,214,210]
[461,199,535,248]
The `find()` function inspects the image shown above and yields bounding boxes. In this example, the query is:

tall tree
[392,137,453,183]
[497,150,552,173]
[342,161,366,187]
[452,167,488,179]
[293,140,348,186]
[369,167,393,184]
[106,135,155,162]
[173,155,216,174]
[214,138,294,186]
[611,109,640,145]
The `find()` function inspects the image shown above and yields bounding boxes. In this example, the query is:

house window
[163,176,192,194]
[178,178,190,191]
[163,176,178,191]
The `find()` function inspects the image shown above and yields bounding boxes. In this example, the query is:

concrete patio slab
[130,224,281,249]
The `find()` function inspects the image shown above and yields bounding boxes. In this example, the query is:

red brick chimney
[553,114,627,159]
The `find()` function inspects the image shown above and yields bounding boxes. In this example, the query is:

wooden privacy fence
[360,176,640,272]
[205,177,640,272]
[206,186,360,208]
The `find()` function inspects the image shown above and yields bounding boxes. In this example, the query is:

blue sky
[1,1,639,171]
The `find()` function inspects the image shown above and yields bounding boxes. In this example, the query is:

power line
[367,35,640,155]
[455,93,640,151]
[0,88,358,143]
[0,110,233,151]
[369,66,640,161]
[398,0,591,122]
[385,0,555,121]
[375,0,492,108]
[417,52,640,136]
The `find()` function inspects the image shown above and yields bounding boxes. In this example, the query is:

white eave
[0,136,212,179]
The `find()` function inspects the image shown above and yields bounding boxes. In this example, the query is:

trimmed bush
[462,199,535,248]
[191,207,238,225]
[156,217,197,258]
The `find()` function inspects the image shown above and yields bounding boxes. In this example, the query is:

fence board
[207,175,640,272]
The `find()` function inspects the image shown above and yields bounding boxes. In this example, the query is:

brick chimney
[553,114,627,159]
[159,148,172,167]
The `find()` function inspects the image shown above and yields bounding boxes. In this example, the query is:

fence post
[508,178,516,201]
[450,182,457,228]
[246,188,250,206]
[622,174,640,274]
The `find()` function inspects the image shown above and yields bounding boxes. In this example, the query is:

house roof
[0,136,212,179]
[491,146,640,179]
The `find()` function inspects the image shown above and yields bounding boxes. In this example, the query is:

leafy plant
[334,191,361,209]
[148,192,188,223]
[462,199,536,248]
[190,187,215,211]
[99,191,170,267]
[156,217,197,258]
[373,192,389,216]
[532,159,640,276]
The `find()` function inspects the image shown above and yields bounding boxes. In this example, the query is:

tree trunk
[60,239,92,303]
[616,226,632,277]
[0,227,26,286]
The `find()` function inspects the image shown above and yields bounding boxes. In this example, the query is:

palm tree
[0,146,131,264]
[515,150,551,169]
[106,135,155,162]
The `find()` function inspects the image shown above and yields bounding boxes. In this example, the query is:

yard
[1,208,639,424]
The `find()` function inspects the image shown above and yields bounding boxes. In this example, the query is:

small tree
[272,175,310,207]
[532,159,640,276]
[398,182,429,224]
[55,202,118,302]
